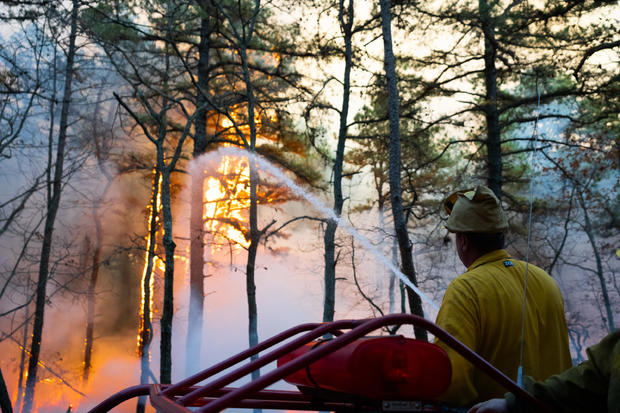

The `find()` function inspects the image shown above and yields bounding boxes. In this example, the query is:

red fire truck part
[88,314,554,413]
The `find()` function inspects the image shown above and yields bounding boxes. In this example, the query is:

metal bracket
[382,400,423,411]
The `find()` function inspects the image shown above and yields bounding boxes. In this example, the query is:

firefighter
[435,185,572,407]
[467,329,620,413]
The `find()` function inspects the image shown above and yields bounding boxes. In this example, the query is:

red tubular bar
[179,319,359,405]
[192,314,553,413]
[88,384,341,411]
[153,386,364,412]
[87,384,151,412]
[88,314,555,413]
[162,322,323,396]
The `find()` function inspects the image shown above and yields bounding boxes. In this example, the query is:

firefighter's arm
[469,330,619,413]
[504,330,619,413]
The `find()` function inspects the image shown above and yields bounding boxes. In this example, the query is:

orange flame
[204,155,251,249]
[202,111,293,250]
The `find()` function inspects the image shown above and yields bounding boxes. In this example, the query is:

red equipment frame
[88,314,554,413]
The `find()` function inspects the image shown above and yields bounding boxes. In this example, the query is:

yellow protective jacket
[435,249,572,407]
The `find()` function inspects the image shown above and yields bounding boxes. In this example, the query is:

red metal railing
[88,314,554,413]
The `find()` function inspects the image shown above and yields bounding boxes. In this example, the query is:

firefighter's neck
[456,232,482,269]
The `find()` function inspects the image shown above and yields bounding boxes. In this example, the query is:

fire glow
[203,155,252,250]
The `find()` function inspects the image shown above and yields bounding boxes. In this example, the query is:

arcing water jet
[194,147,440,315]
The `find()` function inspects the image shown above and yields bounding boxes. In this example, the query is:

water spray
[199,147,440,315]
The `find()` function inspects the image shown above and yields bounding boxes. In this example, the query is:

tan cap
[443,185,508,233]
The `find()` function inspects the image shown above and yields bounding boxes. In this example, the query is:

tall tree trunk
[22,1,78,410]
[389,229,398,314]
[323,220,337,322]
[83,198,103,385]
[82,87,110,387]
[323,0,353,323]
[246,159,260,379]
[579,192,615,332]
[213,2,262,400]
[187,169,205,373]
[379,0,427,340]
[82,75,112,386]
[241,33,261,381]
[137,169,161,413]
[159,0,176,384]
[547,188,575,276]
[237,5,262,399]
[81,236,94,385]
[82,264,97,385]
[479,0,502,198]
[15,306,29,413]
[186,12,212,376]
[160,161,176,384]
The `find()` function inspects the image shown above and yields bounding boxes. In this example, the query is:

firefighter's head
[443,185,507,267]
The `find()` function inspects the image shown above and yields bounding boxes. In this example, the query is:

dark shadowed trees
[23,1,80,411]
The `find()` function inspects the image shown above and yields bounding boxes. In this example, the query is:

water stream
[196,147,440,315]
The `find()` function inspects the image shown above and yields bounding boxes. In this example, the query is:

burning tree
[177,0,320,384]
[85,1,318,409]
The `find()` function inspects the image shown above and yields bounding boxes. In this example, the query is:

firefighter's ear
[456,232,468,252]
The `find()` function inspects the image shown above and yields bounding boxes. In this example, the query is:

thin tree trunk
[187,169,205,374]
[82,87,109,387]
[389,229,397,313]
[84,290,98,378]
[242,34,261,381]
[23,1,78,410]
[231,3,263,397]
[83,191,105,385]
[160,161,176,384]
[379,0,427,341]
[82,233,98,386]
[246,162,260,377]
[159,0,176,384]
[323,221,337,322]
[186,12,211,376]
[479,0,502,198]
[376,205,385,294]
[547,188,575,276]
[15,305,29,413]
[213,4,263,404]
[82,98,111,386]
[579,192,615,332]
[323,0,353,323]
